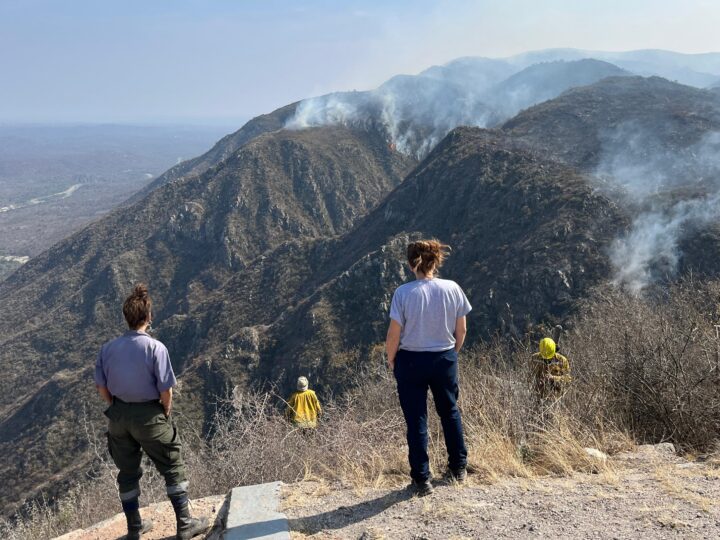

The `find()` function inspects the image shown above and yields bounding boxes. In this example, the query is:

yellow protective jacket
[530,352,571,398]
[285,390,322,428]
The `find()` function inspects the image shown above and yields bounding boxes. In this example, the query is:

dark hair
[123,283,152,329]
[407,239,450,276]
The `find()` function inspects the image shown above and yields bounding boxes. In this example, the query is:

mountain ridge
[0,122,416,514]
[4,71,720,515]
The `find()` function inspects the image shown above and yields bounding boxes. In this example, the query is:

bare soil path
[283,449,720,539]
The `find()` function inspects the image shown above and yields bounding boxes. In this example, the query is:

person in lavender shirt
[94,284,208,540]
[386,240,471,496]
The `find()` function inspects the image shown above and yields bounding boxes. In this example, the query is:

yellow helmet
[539,337,556,360]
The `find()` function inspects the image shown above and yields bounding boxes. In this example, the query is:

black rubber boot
[124,509,153,540]
[172,499,210,540]
[447,467,467,483]
[410,478,434,496]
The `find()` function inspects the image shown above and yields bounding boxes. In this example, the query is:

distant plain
[0,124,230,280]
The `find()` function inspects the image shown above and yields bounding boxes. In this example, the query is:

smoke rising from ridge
[610,196,720,293]
[286,56,720,294]
[286,74,498,158]
[286,59,635,159]
[597,126,720,293]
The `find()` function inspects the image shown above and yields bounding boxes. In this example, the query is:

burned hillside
[3,74,720,515]
[0,122,415,514]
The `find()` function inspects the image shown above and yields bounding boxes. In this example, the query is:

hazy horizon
[3,0,720,125]
[2,46,719,128]
[0,119,245,128]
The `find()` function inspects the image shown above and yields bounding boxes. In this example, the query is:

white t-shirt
[389,278,472,352]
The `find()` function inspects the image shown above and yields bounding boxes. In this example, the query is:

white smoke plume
[286,74,499,159]
[610,196,720,293]
[286,58,633,159]
[286,56,720,294]
[597,125,720,293]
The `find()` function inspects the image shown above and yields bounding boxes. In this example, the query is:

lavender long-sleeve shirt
[94,330,177,402]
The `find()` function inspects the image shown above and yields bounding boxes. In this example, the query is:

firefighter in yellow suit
[530,337,571,401]
[286,376,322,428]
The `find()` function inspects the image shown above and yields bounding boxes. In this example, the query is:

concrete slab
[224,481,290,540]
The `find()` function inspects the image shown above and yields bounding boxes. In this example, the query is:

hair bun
[133,283,149,299]
[407,239,450,275]
[123,283,152,329]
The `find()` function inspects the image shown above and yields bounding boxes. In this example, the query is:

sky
[1,0,719,125]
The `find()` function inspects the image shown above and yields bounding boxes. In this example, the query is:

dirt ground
[54,445,720,540]
[55,495,225,540]
[283,447,720,540]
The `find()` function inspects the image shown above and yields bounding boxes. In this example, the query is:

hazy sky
[2,0,719,125]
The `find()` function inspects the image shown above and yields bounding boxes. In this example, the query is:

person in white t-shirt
[386,240,472,496]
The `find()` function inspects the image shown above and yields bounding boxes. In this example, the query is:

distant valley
[0,124,231,280]
[0,182,82,214]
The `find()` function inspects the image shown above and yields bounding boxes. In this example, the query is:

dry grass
[281,480,332,511]
[5,280,720,538]
[0,359,637,540]
[1,357,621,539]
[653,465,716,513]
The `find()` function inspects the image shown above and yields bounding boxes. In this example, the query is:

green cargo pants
[105,399,187,501]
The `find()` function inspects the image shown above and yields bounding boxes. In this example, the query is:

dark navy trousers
[394,348,468,482]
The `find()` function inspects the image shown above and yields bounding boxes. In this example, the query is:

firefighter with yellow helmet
[530,337,571,401]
